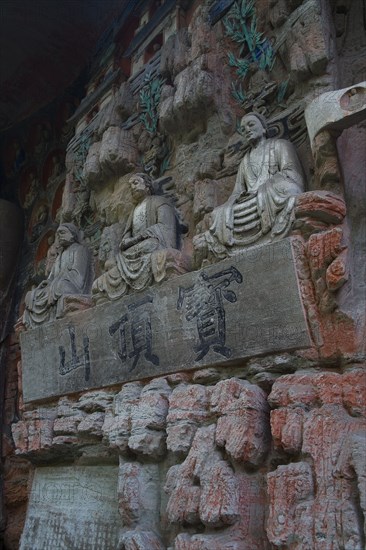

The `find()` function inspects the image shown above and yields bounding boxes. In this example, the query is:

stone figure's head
[240,112,268,145]
[129,173,153,203]
[56,223,81,248]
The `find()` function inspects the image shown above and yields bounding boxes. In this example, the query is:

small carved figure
[29,204,48,243]
[194,113,304,264]
[45,234,61,276]
[23,172,39,209]
[92,173,187,303]
[47,153,64,186]
[23,223,93,328]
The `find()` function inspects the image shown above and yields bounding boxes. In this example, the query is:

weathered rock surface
[166,384,210,455]
[211,379,270,466]
[103,383,142,452]
[267,369,366,549]
[166,425,240,528]
[128,378,171,460]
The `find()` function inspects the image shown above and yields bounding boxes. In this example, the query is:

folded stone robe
[206,138,304,258]
[93,195,179,300]
[24,242,92,327]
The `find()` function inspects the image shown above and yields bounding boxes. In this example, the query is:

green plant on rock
[224,0,276,106]
[277,78,290,104]
[139,72,165,134]
[231,82,247,105]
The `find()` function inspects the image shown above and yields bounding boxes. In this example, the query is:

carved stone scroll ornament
[193,112,305,266]
[92,173,191,304]
[20,223,93,330]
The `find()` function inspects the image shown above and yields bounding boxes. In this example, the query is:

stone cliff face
[1,0,365,548]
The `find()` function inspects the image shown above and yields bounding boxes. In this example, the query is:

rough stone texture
[166,384,210,455]
[279,0,331,83]
[83,140,102,187]
[166,425,240,527]
[9,367,366,549]
[103,383,142,453]
[159,61,216,139]
[291,234,356,359]
[99,127,139,177]
[267,369,366,549]
[211,379,270,466]
[118,460,164,549]
[128,378,171,460]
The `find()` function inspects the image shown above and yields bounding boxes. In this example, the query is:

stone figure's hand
[120,235,143,250]
[120,238,133,251]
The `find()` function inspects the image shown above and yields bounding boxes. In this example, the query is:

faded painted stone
[118,461,160,529]
[211,378,270,466]
[166,384,210,455]
[267,462,314,548]
[166,425,240,528]
[20,466,119,549]
[267,370,366,549]
[128,378,171,460]
[21,238,311,402]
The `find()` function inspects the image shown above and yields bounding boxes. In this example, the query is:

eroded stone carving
[92,173,190,303]
[22,223,93,329]
[211,379,270,466]
[268,370,366,549]
[194,113,304,265]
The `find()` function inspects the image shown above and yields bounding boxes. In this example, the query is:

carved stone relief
[92,173,191,304]
[20,223,93,329]
[193,112,305,266]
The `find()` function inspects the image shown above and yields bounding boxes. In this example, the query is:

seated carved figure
[194,113,304,264]
[92,173,189,303]
[23,223,93,329]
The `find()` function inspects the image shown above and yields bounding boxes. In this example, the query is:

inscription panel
[20,466,119,550]
[21,238,311,403]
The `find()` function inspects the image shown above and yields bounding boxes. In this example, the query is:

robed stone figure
[92,173,187,303]
[194,112,305,263]
[23,223,93,328]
